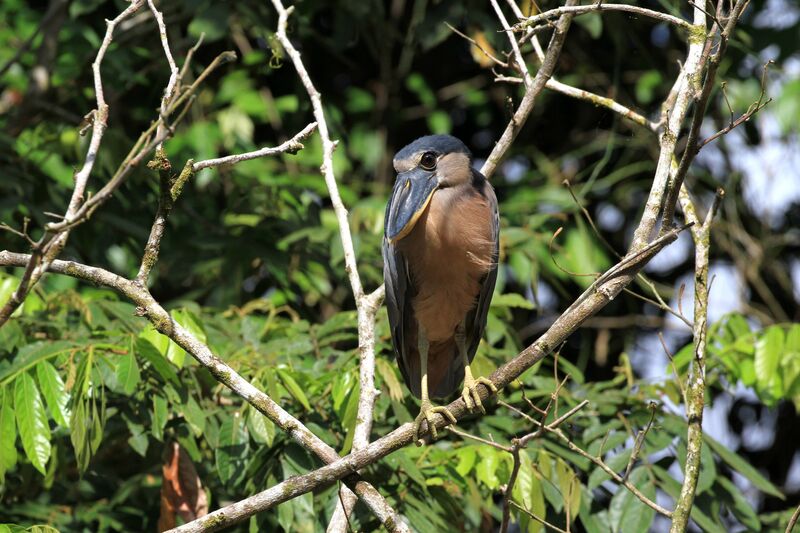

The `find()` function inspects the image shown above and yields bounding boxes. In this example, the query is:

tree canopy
[0,0,799,532]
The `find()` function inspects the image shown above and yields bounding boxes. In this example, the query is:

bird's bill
[386,168,437,243]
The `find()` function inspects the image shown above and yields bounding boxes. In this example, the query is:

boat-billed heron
[383,135,499,443]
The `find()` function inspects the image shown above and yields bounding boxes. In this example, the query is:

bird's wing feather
[383,179,422,398]
[467,178,500,359]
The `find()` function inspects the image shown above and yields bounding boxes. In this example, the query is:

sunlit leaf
[608,467,654,533]
[705,434,783,499]
[0,387,18,480]
[114,351,140,396]
[14,373,51,475]
[216,412,248,484]
[35,362,70,428]
[754,326,784,398]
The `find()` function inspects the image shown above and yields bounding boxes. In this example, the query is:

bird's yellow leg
[413,327,456,445]
[456,321,497,414]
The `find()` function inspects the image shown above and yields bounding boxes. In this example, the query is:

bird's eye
[419,152,437,171]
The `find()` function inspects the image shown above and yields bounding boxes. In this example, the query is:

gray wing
[383,180,422,398]
[467,178,500,359]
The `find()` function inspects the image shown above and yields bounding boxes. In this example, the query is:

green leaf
[331,369,355,413]
[182,396,206,437]
[247,409,275,447]
[491,293,535,310]
[716,476,760,531]
[652,465,724,533]
[338,380,360,455]
[575,12,602,38]
[152,394,168,442]
[786,324,800,352]
[588,449,631,490]
[0,387,18,480]
[608,467,655,533]
[139,324,169,355]
[705,434,783,499]
[556,458,581,520]
[476,448,500,490]
[216,412,248,484]
[136,338,181,388]
[427,110,451,134]
[635,70,663,105]
[376,358,403,401]
[165,309,207,368]
[0,341,75,386]
[512,451,544,533]
[114,351,140,396]
[14,373,51,475]
[754,326,783,392]
[70,398,88,472]
[35,362,70,427]
[276,368,311,412]
[455,446,477,477]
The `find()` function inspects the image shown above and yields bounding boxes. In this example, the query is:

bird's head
[385,135,473,243]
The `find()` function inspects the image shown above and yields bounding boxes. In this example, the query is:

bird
[382,134,499,443]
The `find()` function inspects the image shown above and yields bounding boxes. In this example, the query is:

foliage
[675,314,800,410]
[1,0,799,531]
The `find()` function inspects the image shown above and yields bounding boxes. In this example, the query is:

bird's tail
[428,340,465,400]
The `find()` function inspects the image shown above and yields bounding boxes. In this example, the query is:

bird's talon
[462,389,474,410]
[462,374,496,413]
[413,402,456,443]
[476,376,498,393]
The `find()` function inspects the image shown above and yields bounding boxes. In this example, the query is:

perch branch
[661,0,752,230]
[163,222,689,532]
[192,122,318,172]
[163,0,729,524]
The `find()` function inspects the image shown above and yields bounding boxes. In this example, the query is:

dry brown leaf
[157,442,208,532]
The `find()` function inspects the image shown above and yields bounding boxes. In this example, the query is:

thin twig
[511,501,569,533]
[786,501,800,533]
[515,3,693,33]
[192,122,317,171]
[444,22,508,68]
[147,0,179,151]
[448,427,512,453]
[481,0,579,179]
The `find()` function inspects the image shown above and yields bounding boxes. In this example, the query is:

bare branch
[162,223,688,531]
[444,22,508,68]
[515,3,693,33]
[192,122,318,172]
[661,0,753,230]
[670,185,723,532]
[787,502,800,533]
[147,0,179,150]
[699,61,773,148]
[490,0,533,88]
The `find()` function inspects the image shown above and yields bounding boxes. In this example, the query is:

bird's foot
[413,400,457,445]
[461,373,497,414]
